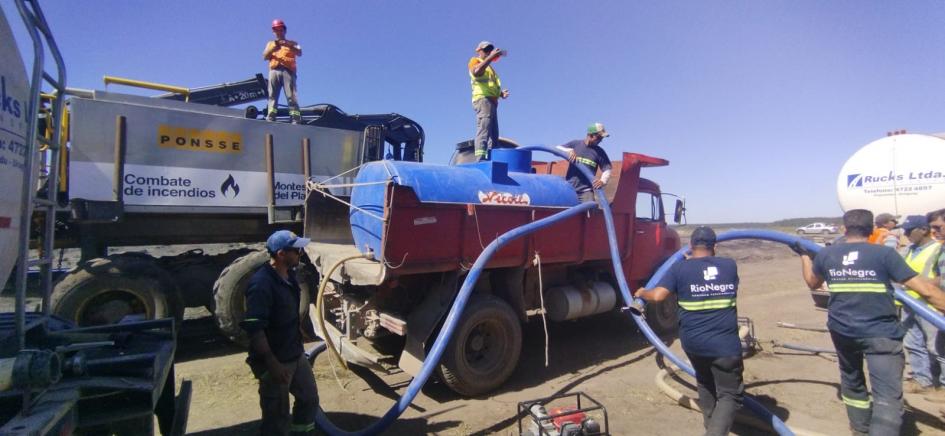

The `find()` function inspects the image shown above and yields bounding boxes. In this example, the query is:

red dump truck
[301,148,682,395]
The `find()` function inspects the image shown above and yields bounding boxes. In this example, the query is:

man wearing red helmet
[263,19,302,124]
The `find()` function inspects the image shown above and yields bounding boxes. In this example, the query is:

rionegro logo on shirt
[690,282,735,293]
[842,251,858,266]
[828,268,877,279]
[703,266,718,281]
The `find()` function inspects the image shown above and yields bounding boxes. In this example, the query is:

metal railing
[13,0,67,353]
[103,75,191,101]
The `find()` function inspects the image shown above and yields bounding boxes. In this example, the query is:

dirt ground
[4,237,944,434]
[166,239,945,435]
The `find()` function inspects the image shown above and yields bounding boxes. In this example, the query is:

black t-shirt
[657,256,741,357]
[813,242,916,338]
[560,139,612,193]
[241,263,304,366]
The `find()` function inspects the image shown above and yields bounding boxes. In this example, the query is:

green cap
[587,122,610,137]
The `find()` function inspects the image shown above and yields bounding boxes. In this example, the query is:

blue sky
[6,1,945,223]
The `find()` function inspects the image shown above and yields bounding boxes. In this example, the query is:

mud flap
[304,188,355,245]
[399,273,459,376]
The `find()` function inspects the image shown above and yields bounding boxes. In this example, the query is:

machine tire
[437,294,522,396]
[646,293,678,334]
[51,255,182,327]
[213,250,269,347]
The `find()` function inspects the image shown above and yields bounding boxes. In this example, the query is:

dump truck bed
[305,152,670,285]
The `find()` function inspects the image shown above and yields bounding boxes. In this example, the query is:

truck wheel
[646,294,678,334]
[51,255,181,327]
[437,295,522,396]
[213,250,269,347]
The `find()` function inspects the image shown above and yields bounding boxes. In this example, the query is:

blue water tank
[349,152,578,256]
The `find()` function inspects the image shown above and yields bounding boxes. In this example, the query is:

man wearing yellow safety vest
[929,209,945,405]
[635,227,744,436]
[798,209,945,436]
[468,41,509,161]
[264,19,302,124]
[897,215,945,397]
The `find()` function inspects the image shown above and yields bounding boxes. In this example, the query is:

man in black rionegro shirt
[241,230,318,435]
[556,122,613,203]
[635,226,743,436]
[799,209,945,436]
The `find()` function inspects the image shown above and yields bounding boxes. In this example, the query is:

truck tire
[213,250,269,347]
[51,255,182,327]
[646,294,678,334]
[437,294,522,396]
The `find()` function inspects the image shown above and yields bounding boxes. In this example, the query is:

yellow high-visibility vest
[900,240,942,309]
[469,57,501,102]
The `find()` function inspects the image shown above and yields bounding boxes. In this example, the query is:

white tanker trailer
[837,132,945,216]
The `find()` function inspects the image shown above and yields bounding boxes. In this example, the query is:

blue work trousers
[902,306,945,387]
[686,353,744,436]
[830,332,904,436]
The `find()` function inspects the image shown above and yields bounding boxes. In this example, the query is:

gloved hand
[790,241,817,258]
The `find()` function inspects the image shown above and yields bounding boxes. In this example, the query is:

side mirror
[673,199,685,224]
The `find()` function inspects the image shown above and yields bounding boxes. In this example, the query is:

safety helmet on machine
[272,19,286,29]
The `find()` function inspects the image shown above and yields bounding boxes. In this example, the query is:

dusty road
[171,240,945,435]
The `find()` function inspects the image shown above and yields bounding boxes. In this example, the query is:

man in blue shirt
[557,122,613,202]
[241,230,318,435]
[635,226,743,436]
[799,209,945,436]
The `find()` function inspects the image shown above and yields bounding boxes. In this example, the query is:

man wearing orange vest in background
[468,41,509,161]
[869,212,900,248]
[264,19,302,124]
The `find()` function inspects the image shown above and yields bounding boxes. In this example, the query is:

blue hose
[630,228,945,435]
[631,230,818,436]
[315,146,944,434]
[523,147,796,435]
[315,201,598,435]
[894,287,945,331]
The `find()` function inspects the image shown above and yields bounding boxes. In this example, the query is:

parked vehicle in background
[795,222,837,234]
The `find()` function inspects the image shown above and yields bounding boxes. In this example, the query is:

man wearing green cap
[557,123,613,202]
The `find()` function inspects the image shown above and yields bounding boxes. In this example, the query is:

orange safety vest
[269,44,297,72]
[868,228,889,245]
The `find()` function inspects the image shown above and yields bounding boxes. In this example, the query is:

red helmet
[271,19,286,29]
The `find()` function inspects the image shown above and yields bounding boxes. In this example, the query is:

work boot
[904,379,935,394]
